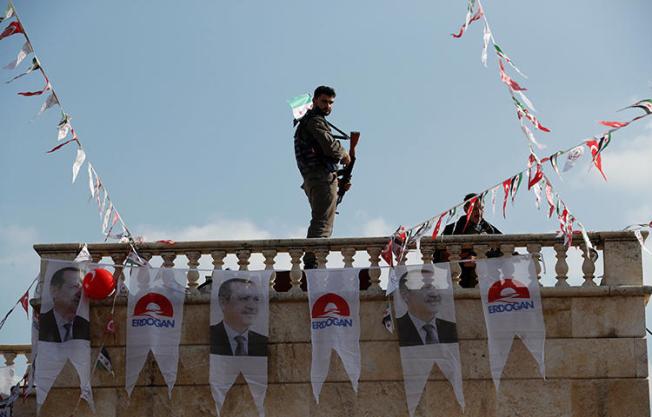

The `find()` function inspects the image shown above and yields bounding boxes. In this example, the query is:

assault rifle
[326,121,360,208]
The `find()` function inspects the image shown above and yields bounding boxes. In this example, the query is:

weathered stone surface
[571,296,646,338]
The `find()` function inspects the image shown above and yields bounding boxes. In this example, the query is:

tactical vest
[294,110,338,176]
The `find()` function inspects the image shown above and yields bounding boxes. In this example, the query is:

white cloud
[137,216,273,242]
[359,217,392,237]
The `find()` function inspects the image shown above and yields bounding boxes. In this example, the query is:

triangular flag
[451,3,483,38]
[19,291,29,316]
[5,56,39,84]
[623,99,652,115]
[46,137,76,154]
[37,91,59,115]
[499,59,526,91]
[585,139,607,181]
[0,20,23,41]
[481,22,491,67]
[0,3,15,23]
[502,178,512,218]
[431,213,445,240]
[96,347,114,377]
[562,145,584,172]
[72,147,86,183]
[18,81,50,97]
[57,113,72,140]
[599,120,628,129]
[3,40,32,70]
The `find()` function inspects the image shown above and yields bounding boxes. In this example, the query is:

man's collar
[407,311,437,330]
[223,321,248,340]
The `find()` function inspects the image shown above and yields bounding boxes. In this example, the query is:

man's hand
[341,152,351,166]
[338,179,352,192]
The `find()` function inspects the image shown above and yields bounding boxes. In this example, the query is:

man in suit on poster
[397,269,458,347]
[210,278,268,357]
[39,266,90,343]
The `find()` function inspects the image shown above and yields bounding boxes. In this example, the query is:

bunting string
[1,0,136,245]
[382,99,651,264]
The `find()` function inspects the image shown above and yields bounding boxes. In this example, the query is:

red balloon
[83,268,116,300]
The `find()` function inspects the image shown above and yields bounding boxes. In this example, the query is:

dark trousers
[302,172,337,267]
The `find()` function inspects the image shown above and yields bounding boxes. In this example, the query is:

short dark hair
[218,278,255,300]
[313,85,336,99]
[51,267,80,290]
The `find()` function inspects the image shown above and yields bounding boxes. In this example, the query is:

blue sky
[0,0,651,378]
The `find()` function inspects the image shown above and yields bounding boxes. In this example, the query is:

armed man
[294,85,355,269]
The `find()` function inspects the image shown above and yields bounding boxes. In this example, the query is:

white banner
[35,260,95,410]
[306,268,361,403]
[125,266,186,397]
[477,255,546,390]
[393,263,464,416]
[210,270,271,417]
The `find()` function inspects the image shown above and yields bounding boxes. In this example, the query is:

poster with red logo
[209,269,271,417]
[477,255,545,390]
[306,268,360,403]
[393,263,464,416]
[35,259,98,410]
[125,266,187,397]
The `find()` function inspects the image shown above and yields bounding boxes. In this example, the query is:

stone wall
[26,286,650,417]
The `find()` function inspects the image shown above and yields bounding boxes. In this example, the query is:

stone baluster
[186,251,201,294]
[315,248,329,269]
[3,352,16,367]
[526,243,543,286]
[448,245,462,288]
[421,246,434,264]
[111,252,128,295]
[580,244,597,287]
[262,250,277,291]
[211,251,226,271]
[161,252,176,268]
[91,252,103,264]
[288,249,304,293]
[473,244,489,288]
[236,250,251,271]
[554,243,570,287]
[342,248,356,268]
[366,247,382,293]
[499,243,515,258]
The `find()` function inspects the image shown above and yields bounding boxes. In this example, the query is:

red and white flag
[307,268,361,403]
[393,264,464,416]
[125,266,186,397]
[0,21,23,41]
[477,255,545,390]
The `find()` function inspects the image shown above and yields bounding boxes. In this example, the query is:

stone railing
[32,231,644,293]
[0,344,31,369]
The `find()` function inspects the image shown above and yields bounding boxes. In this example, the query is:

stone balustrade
[32,231,644,293]
[17,231,649,417]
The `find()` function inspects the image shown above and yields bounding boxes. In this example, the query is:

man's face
[51,270,82,320]
[313,94,335,116]
[402,283,441,322]
[220,281,261,332]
